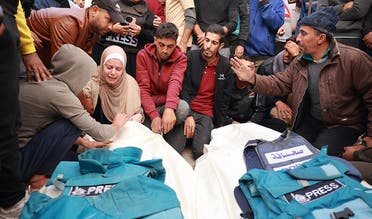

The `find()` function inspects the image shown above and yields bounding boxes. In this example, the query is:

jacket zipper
[155,63,161,106]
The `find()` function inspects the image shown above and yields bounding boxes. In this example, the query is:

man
[0,1,27,217]
[136,22,189,150]
[257,38,301,125]
[342,136,372,184]
[27,0,124,68]
[193,0,238,58]
[295,0,318,34]
[18,44,129,191]
[232,0,249,58]
[362,4,372,56]
[16,1,51,82]
[181,24,234,159]
[231,8,372,157]
[317,0,372,49]
[164,0,196,53]
[242,0,284,67]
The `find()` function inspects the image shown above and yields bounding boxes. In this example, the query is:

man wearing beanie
[231,8,372,158]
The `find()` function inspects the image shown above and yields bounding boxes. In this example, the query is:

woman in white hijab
[79,45,143,123]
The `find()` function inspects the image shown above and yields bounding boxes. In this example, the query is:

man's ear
[318,33,327,45]
[90,5,99,17]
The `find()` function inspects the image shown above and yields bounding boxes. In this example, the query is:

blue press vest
[21,147,183,219]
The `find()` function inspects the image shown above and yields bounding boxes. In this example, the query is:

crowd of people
[0,0,371,217]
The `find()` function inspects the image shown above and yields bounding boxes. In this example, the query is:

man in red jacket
[136,22,189,152]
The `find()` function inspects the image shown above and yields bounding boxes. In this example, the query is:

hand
[178,41,188,53]
[112,23,131,35]
[223,26,229,34]
[275,101,293,121]
[22,52,51,82]
[363,32,372,48]
[342,145,365,161]
[129,113,143,123]
[284,41,300,57]
[230,57,256,84]
[112,113,129,131]
[277,26,285,36]
[128,23,141,36]
[184,116,195,138]
[151,117,162,134]
[197,33,205,48]
[343,1,353,11]
[162,108,176,134]
[232,120,240,124]
[83,139,113,149]
[0,23,5,37]
[153,15,162,28]
[234,45,244,58]
[363,136,372,147]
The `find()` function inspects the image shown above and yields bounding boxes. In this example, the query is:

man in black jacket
[181,24,234,159]
[0,1,27,217]
[193,0,238,58]
[361,5,372,56]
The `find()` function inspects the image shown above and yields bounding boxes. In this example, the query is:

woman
[91,0,155,78]
[80,45,143,124]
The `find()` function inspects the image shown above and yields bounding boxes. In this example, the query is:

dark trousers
[294,113,361,157]
[20,119,81,182]
[143,100,190,153]
[0,12,26,207]
[189,112,214,160]
[0,150,25,208]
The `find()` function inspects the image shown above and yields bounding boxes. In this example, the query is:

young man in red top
[136,22,189,151]
[181,24,234,159]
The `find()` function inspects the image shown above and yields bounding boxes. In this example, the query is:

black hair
[205,24,226,44]
[155,22,179,41]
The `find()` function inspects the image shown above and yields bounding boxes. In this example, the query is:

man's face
[155,37,177,62]
[202,32,223,59]
[90,6,114,35]
[296,25,323,56]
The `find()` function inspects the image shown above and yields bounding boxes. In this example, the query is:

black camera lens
[125,16,133,23]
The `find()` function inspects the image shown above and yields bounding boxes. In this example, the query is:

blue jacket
[239,149,372,219]
[244,0,284,56]
[21,147,183,219]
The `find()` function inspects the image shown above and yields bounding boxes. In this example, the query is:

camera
[121,16,136,25]
[0,6,4,25]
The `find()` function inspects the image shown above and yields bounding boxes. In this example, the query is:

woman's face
[102,58,124,85]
